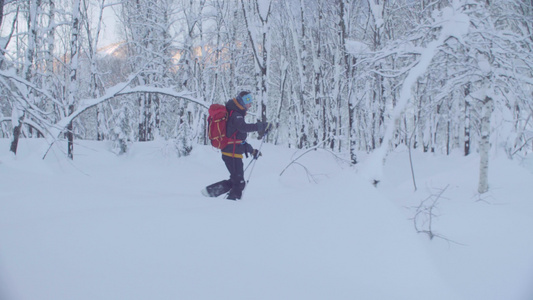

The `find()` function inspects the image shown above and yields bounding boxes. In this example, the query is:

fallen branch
[410,184,464,245]
[279,146,350,183]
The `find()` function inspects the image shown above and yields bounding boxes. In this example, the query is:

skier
[202,91,271,200]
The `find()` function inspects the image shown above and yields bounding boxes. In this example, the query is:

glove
[252,149,262,159]
[244,143,254,158]
[257,122,272,134]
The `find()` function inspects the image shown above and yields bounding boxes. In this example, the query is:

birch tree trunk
[0,0,7,69]
[368,0,385,150]
[67,0,81,159]
[464,84,471,156]
[10,0,39,155]
[284,0,308,148]
[241,0,271,128]
[0,0,4,31]
[83,0,106,141]
[478,96,493,194]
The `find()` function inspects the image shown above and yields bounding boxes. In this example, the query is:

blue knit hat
[236,91,253,106]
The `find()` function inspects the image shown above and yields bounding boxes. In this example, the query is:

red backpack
[207,104,241,149]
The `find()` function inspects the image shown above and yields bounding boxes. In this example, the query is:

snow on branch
[0,68,64,107]
[50,79,207,140]
[361,3,470,184]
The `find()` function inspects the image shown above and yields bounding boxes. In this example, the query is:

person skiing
[202,91,271,200]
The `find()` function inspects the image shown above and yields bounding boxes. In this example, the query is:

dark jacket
[222,98,258,158]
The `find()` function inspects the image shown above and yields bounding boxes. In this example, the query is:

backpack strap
[226,110,241,143]
[226,110,242,157]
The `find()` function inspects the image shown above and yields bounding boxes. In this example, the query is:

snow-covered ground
[1,138,532,300]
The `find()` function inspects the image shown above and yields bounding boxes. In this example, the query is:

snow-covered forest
[2,1,533,299]
[2,0,532,186]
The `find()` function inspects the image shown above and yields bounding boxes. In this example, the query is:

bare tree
[9,0,40,155]
[241,0,271,128]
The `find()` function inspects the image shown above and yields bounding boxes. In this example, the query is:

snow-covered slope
[1,139,532,300]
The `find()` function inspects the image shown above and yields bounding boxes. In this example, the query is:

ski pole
[241,127,270,198]
[243,140,262,173]
[245,134,266,183]
[243,157,255,173]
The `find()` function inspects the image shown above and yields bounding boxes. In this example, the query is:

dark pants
[205,155,245,199]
